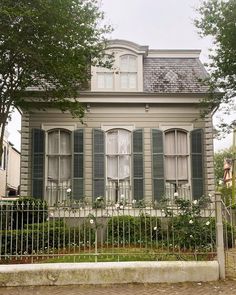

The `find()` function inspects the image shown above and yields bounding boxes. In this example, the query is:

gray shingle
[143,58,209,93]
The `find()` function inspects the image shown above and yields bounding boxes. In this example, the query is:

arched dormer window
[91,49,143,92]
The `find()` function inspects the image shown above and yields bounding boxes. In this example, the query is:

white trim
[41,123,77,132]
[101,124,135,132]
[148,49,201,58]
[159,123,193,132]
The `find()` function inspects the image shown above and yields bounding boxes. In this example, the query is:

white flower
[132,199,136,204]
[115,203,120,209]
[153,226,157,231]
[190,235,193,238]
[189,220,193,224]
[193,200,198,205]
[120,205,124,210]
[208,193,212,198]
[206,221,210,226]
[174,192,179,197]
[161,209,165,213]
[66,188,72,193]
[90,219,94,224]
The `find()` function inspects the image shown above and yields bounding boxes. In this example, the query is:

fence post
[215,192,226,280]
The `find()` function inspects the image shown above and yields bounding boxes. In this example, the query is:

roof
[143,57,209,94]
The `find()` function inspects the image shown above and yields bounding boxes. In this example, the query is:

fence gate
[222,200,236,278]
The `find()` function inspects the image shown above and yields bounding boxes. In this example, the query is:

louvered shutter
[73,129,84,200]
[93,129,105,199]
[191,129,204,199]
[132,129,144,201]
[152,129,165,201]
[32,129,45,199]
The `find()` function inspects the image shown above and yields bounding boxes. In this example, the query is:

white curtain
[165,130,188,181]
[48,131,59,154]
[48,157,58,180]
[60,131,70,154]
[107,129,131,180]
[60,156,71,180]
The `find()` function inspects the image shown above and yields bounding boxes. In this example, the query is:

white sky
[7,0,235,152]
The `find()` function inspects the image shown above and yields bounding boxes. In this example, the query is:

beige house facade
[20,40,214,205]
[0,130,21,197]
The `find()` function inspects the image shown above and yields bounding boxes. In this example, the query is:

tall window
[0,146,7,170]
[164,130,189,190]
[47,129,71,189]
[120,55,137,90]
[106,129,131,202]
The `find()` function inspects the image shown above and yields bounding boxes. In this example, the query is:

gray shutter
[152,129,165,201]
[93,129,105,199]
[191,129,204,200]
[73,129,84,200]
[132,129,144,201]
[32,129,45,199]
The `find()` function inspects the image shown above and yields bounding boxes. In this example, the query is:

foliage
[107,215,162,246]
[214,147,233,185]
[0,197,48,230]
[0,0,112,157]
[195,0,236,135]
[1,219,95,256]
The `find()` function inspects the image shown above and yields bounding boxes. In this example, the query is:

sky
[7,0,234,152]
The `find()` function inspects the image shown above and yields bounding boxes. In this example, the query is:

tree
[0,0,112,158]
[214,147,233,185]
[195,0,236,135]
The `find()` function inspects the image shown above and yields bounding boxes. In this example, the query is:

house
[0,129,21,197]
[20,40,214,205]
[223,158,235,188]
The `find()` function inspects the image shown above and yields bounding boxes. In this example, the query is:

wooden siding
[21,103,213,200]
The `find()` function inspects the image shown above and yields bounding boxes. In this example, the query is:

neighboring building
[0,129,21,197]
[20,40,215,205]
[223,158,235,187]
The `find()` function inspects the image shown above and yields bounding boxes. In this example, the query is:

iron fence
[0,197,234,264]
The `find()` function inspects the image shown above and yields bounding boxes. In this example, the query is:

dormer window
[91,46,144,92]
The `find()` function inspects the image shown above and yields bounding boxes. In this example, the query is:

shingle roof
[143,57,209,93]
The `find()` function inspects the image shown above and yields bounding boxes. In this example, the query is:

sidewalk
[1,280,236,295]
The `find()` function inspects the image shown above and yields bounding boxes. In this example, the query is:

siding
[22,102,213,200]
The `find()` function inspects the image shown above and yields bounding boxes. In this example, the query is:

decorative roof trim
[148,49,201,58]
[107,39,149,55]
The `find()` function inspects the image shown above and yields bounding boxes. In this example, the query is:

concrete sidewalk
[1,280,236,295]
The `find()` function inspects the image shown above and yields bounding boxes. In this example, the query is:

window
[92,52,141,92]
[120,55,137,89]
[0,146,7,170]
[164,130,189,194]
[106,129,131,202]
[47,129,71,201]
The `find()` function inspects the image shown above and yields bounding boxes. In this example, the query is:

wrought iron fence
[0,196,234,264]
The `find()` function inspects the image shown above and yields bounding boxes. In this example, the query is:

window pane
[107,130,118,154]
[119,155,130,179]
[60,131,71,154]
[48,131,59,154]
[118,129,130,154]
[177,131,187,154]
[60,156,71,180]
[129,73,137,89]
[177,157,188,180]
[107,156,118,179]
[165,131,175,154]
[97,73,113,89]
[120,55,137,72]
[48,157,58,180]
[120,73,128,89]
[165,157,176,180]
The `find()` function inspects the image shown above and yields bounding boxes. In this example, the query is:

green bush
[0,219,95,256]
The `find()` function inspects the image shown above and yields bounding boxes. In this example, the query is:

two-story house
[20,40,214,205]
